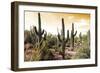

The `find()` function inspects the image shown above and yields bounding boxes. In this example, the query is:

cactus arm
[74,31,77,36]
[57,27,62,42]
[65,30,69,43]
[41,29,44,35]
[57,33,62,42]
[34,26,39,35]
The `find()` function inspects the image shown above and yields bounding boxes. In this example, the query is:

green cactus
[57,18,69,59]
[71,23,77,50]
[34,13,44,48]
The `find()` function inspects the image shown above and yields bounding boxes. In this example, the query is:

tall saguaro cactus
[34,13,44,47]
[71,23,77,50]
[58,18,69,59]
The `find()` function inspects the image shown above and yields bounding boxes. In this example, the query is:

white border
[18,5,96,68]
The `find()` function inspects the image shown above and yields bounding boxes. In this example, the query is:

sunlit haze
[25,11,90,37]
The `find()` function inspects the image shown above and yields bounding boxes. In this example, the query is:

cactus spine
[71,23,77,50]
[34,13,44,48]
[58,18,69,59]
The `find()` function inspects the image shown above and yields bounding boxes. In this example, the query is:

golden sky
[25,11,90,37]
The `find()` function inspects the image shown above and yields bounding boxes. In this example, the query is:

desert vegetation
[24,13,90,61]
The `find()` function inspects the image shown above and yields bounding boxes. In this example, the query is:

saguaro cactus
[34,13,44,47]
[57,18,69,59]
[71,23,77,50]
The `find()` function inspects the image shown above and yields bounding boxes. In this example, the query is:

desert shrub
[72,40,90,59]
[72,30,90,59]
[72,47,90,59]
[46,33,57,48]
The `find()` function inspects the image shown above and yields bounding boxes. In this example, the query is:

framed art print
[11,1,97,71]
